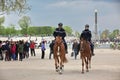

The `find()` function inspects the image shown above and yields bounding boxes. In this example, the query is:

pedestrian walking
[30,41,36,56]
[41,41,46,59]
[10,42,16,60]
[49,40,54,59]
[18,40,24,61]
[72,39,79,59]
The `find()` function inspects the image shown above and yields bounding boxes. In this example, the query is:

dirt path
[0,49,120,80]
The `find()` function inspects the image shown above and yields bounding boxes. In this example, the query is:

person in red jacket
[30,41,36,56]
[10,42,16,60]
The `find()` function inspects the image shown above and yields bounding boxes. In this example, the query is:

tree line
[100,29,120,40]
[0,16,74,36]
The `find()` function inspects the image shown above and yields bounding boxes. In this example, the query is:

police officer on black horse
[80,24,95,56]
[51,23,68,53]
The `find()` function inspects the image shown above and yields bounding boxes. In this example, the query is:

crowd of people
[0,40,37,61]
[0,38,49,61]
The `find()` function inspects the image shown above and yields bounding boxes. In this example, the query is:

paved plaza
[0,48,120,80]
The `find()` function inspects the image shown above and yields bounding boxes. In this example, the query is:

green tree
[28,27,39,35]
[28,26,55,36]
[9,24,17,35]
[113,29,119,38]
[4,24,17,36]
[18,16,31,35]
[75,31,80,38]
[100,29,110,40]
[63,26,72,36]
[109,32,114,40]
[40,26,54,35]
[0,16,4,25]
[109,29,120,39]
[5,27,11,35]
[0,0,30,15]
[0,16,5,35]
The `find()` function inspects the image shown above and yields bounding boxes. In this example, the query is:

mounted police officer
[80,24,95,56]
[53,23,68,53]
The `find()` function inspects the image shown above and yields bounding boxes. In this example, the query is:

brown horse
[79,38,91,73]
[53,36,68,74]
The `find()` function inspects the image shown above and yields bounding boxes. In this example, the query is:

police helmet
[85,24,89,28]
[58,23,63,26]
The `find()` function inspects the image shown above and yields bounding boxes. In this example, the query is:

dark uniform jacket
[80,29,92,42]
[53,28,66,40]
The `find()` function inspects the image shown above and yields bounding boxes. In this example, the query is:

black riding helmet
[58,23,63,26]
[85,24,89,28]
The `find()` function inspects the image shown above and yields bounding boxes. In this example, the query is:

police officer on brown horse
[80,24,95,56]
[53,23,68,53]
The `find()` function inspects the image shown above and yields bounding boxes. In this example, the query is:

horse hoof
[56,69,59,72]
[59,70,62,74]
[81,71,84,74]
[61,68,64,71]
[86,70,89,72]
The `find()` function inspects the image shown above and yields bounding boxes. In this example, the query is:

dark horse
[53,36,68,74]
[79,38,91,73]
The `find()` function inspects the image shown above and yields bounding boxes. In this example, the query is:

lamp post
[95,9,98,41]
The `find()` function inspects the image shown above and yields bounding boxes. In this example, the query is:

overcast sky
[3,0,120,33]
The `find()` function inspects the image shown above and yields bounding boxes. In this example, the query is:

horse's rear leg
[89,57,91,68]
[81,57,84,74]
[86,60,89,72]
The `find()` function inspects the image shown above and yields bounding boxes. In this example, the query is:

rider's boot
[91,46,95,56]
[90,43,95,56]
[91,49,95,56]
[65,49,68,54]
[51,42,54,53]
[64,42,68,53]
